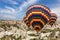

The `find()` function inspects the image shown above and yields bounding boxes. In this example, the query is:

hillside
[0,20,60,40]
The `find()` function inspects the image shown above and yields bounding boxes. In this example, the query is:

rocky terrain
[0,20,60,40]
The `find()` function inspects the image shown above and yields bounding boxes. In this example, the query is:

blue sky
[0,0,60,20]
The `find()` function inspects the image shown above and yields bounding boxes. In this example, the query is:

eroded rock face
[0,20,60,40]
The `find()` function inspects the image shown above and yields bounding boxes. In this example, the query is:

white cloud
[8,0,18,4]
[22,0,38,7]
[51,0,60,16]
[0,15,16,20]
[0,0,39,20]
[18,0,39,12]
[51,7,60,17]
[0,6,17,14]
[3,0,18,5]
[3,15,16,19]
[27,0,38,4]
[3,0,38,14]
[0,6,17,20]
[5,6,17,14]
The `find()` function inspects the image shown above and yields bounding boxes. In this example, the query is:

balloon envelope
[49,13,57,26]
[24,5,51,32]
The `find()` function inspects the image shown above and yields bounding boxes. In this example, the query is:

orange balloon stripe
[30,19,45,26]
[25,11,49,21]
[34,24,42,29]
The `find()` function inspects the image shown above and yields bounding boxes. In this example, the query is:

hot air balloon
[23,4,51,33]
[49,13,57,27]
